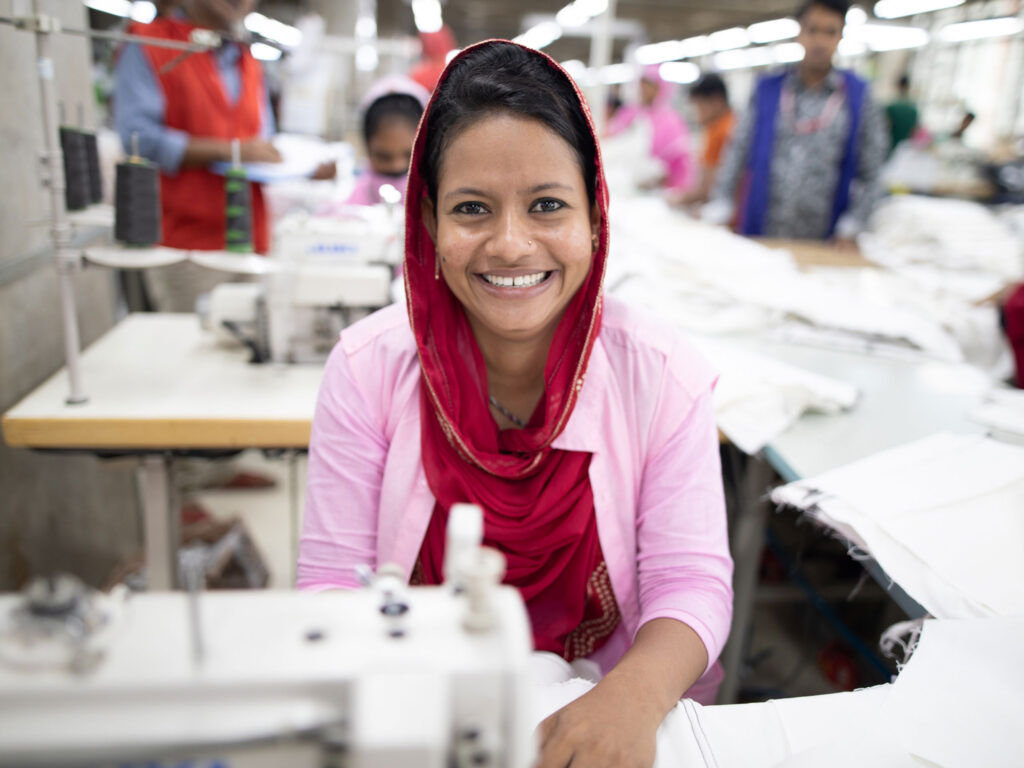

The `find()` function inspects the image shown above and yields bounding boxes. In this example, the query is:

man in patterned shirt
[707,0,887,244]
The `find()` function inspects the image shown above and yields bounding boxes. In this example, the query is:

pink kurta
[299,295,733,700]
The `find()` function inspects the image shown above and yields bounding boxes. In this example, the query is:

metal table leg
[138,454,180,590]
[718,453,774,704]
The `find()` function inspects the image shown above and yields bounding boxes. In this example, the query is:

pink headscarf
[607,65,695,192]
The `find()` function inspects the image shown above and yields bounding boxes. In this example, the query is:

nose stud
[528,240,533,247]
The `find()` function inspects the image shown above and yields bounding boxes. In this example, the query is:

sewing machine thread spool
[114,133,161,246]
[83,131,102,204]
[59,127,92,211]
[224,138,252,253]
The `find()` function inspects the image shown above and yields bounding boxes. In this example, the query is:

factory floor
[187,451,897,703]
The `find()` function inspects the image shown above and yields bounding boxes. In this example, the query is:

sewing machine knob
[25,574,84,618]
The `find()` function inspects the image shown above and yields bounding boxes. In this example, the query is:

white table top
[2,314,324,450]
[747,336,993,481]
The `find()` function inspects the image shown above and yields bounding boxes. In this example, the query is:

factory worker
[344,76,429,206]
[299,41,732,768]
[605,64,696,194]
[708,0,887,243]
[116,0,279,256]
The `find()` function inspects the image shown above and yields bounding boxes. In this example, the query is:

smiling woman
[300,41,733,768]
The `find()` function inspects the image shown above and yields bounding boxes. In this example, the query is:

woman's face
[424,113,598,347]
[368,117,417,177]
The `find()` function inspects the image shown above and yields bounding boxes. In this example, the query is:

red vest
[130,17,269,253]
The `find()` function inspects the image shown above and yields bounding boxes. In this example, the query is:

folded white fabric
[771,432,1024,618]
[689,337,860,455]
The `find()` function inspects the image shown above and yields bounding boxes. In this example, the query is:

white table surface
[745,337,994,481]
[2,313,324,450]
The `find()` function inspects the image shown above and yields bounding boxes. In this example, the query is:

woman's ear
[590,202,601,239]
[421,196,438,244]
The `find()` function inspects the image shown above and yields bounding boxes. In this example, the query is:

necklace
[781,76,845,135]
[488,395,528,428]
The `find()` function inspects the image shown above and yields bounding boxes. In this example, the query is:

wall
[0,0,139,590]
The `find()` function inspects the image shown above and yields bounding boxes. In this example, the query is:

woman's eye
[532,198,565,213]
[453,201,487,215]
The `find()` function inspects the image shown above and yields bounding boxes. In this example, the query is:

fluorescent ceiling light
[598,63,636,84]
[679,35,713,57]
[838,38,868,56]
[250,42,282,61]
[130,1,155,22]
[355,16,377,39]
[773,42,805,62]
[659,61,699,84]
[412,0,444,33]
[355,44,378,71]
[713,49,748,70]
[747,18,799,44]
[846,6,868,25]
[85,0,153,20]
[445,48,462,63]
[938,17,1024,42]
[874,0,963,19]
[560,59,587,79]
[845,22,929,51]
[556,3,590,28]
[244,13,303,48]
[514,21,563,50]
[635,40,689,65]
[709,27,749,51]
[575,0,608,16]
[746,46,776,67]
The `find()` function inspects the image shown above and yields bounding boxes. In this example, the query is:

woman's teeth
[482,271,548,288]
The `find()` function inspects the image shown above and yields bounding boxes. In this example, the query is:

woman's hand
[535,675,662,768]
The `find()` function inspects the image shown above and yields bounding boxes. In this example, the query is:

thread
[224,139,252,253]
[59,127,92,211]
[83,131,102,204]
[115,138,161,246]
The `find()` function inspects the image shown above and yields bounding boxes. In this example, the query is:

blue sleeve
[114,43,188,174]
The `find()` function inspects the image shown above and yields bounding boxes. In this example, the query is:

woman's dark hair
[796,0,850,21]
[690,73,728,102]
[421,42,598,206]
[363,93,424,146]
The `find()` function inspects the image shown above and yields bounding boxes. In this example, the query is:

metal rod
[32,1,87,405]
[588,0,617,137]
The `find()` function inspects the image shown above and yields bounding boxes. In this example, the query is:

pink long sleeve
[298,340,387,590]
[635,387,733,672]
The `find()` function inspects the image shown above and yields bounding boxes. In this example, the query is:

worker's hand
[310,160,337,180]
[240,139,283,163]
[535,677,660,768]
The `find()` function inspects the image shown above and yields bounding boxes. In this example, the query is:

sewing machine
[200,205,402,363]
[0,509,534,768]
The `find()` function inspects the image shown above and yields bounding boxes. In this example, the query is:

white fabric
[880,615,1024,768]
[971,388,1024,437]
[688,336,859,454]
[531,616,1024,767]
[772,432,1024,618]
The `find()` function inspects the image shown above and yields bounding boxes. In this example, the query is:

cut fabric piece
[880,615,1024,768]
[772,432,1024,617]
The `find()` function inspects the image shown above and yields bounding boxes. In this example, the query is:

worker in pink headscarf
[606,65,695,193]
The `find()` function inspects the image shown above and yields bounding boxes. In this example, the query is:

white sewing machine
[0,509,534,768]
[201,204,402,364]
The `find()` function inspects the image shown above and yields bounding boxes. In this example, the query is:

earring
[591,233,599,251]
[434,255,440,280]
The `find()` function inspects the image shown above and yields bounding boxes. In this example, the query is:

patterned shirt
[713,67,887,239]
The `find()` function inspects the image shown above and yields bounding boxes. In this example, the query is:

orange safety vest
[129,17,269,253]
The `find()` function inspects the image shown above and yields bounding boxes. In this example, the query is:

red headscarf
[404,41,617,659]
